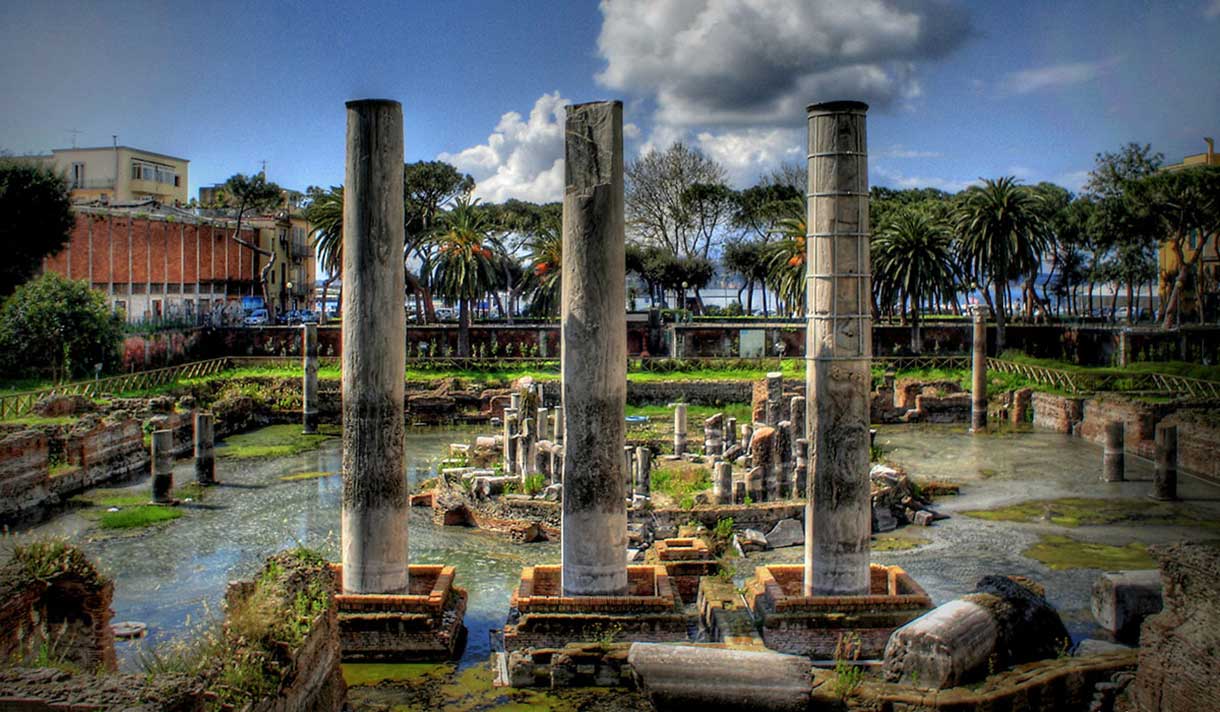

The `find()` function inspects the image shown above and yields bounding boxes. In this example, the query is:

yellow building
[1158,138,1218,320]
[17,145,190,206]
[248,205,316,316]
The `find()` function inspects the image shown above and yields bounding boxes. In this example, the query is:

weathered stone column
[340,98,408,595]
[751,426,776,501]
[510,392,522,412]
[193,412,215,485]
[805,100,872,597]
[714,461,733,505]
[971,305,989,433]
[1103,420,1125,483]
[790,396,806,444]
[151,429,174,503]
[624,446,635,491]
[1152,423,1178,501]
[302,322,319,434]
[635,446,651,498]
[794,438,808,496]
[504,409,519,475]
[725,417,737,449]
[765,372,784,426]
[704,413,724,457]
[559,100,628,597]
[537,406,549,442]
[776,420,794,498]
[553,405,564,443]
[673,404,688,456]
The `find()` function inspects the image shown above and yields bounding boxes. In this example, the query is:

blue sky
[2,0,1218,202]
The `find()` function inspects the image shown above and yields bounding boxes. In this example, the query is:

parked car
[244,309,269,326]
[299,310,319,324]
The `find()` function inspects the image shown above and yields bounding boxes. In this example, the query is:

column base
[329,563,467,661]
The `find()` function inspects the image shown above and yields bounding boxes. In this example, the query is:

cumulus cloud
[694,127,803,184]
[437,92,568,204]
[998,57,1119,95]
[595,0,972,126]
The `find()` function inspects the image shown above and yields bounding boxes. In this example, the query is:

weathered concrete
[804,100,872,597]
[714,461,732,505]
[673,404,687,456]
[302,322,319,434]
[628,642,811,712]
[193,412,215,485]
[635,446,651,498]
[151,429,173,503]
[340,98,408,595]
[559,100,628,597]
[1103,420,1125,483]
[1152,422,1178,501]
[971,305,988,433]
[1091,570,1162,644]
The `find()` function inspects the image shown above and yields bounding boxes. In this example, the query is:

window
[131,159,178,186]
[70,162,85,189]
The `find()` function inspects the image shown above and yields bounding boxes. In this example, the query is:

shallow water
[14,425,558,670]
[12,421,1219,673]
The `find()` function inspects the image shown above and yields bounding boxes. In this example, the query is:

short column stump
[744,564,932,659]
[504,565,688,652]
[645,538,720,604]
[330,564,467,661]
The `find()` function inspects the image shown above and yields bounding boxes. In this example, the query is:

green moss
[98,505,182,529]
[872,531,929,551]
[1024,534,1156,570]
[342,663,444,687]
[0,414,80,426]
[280,470,337,482]
[962,497,1219,529]
[218,423,339,459]
[48,461,77,477]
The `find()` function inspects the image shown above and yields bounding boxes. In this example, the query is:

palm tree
[305,186,343,322]
[763,196,807,315]
[955,177,1049,351]
[873,207,957,352]
[522,219,562,316]
[426,196,503,356]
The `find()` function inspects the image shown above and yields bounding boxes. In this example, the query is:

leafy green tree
[626,143,729,258]
[1128,166,1220,327]
[721,239,771,315]
[216,173,285,313]
[764,196,808,315]
[873,207,958,351]
[955,177,1049,351]
[0,161,74,296]
[304,186,342,321]
[426,196,503,355]
[521,218,562,317]
[404,161,475,323]
[0,273,122,382]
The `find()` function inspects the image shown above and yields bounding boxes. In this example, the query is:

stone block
[1090,570,1162,643]
[765,518,804,549]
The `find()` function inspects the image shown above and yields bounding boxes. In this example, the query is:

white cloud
[881,145,942,159]
[437,92,568,204]
[595,0,971,127]
[998,57,1119,96]
[873,165,975,193]
[695,127,802,184]
[1206,0,1220,18]
[1055,170,1091,193]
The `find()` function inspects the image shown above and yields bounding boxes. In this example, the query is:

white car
[243,309,269,326]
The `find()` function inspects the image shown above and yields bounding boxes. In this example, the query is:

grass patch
[98,505,182,529]
[651,460,712,505]
[218,423,339,459]
[0,414,81,426]
[280,471,336,482]
[962,497,1219,529]
[342,663,444,687]
[48,461,78,477]
[872,531,929,552]
[1023,534,1156,570]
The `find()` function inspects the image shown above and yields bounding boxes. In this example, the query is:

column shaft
[1103,420,1125,483]
[303,323,319,433]
[151,429,174,503]
[1153,423,1178,501]
[971,309,988,433]
[193,412,215,485]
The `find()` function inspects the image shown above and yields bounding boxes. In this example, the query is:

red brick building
[41,202,264,323]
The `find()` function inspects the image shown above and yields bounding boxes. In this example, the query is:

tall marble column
[804,100,873,597]
[673,404,688,456]
[560,100,628,597]
[971,306,989,433]
[340,99,408,595]
[302,323,319,433]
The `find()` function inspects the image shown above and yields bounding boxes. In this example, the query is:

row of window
[131,159,181,186]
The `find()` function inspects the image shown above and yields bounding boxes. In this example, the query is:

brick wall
[0,431,49,519]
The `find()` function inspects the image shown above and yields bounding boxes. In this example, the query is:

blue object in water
[625,415,650,424]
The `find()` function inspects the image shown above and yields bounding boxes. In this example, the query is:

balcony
[129,178,177,196]
[291,242,313,260]
[69,178,116,190]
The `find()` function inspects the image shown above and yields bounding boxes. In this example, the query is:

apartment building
[18,146,190,206]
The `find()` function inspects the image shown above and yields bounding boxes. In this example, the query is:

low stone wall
[506,642,634,688]
[651,502,805,539]
[1031,392,1083,433]
[1078,397,1174,460]
[625,380,752,406]
[1163,411,1220,486]
[0,431,51,518]
[1120,541,1220,712]
[0,669,204,711]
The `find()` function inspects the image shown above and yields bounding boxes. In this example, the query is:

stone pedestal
[559,100,627,597]
[1103,420,1125,483]
[151,429,173,503]
[302,322,319,434]
[804,100,872,597]
[193,412,215,485]
[1152,422,1178,501]
[331,564,467,661]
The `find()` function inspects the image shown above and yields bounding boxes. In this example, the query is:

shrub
[0,273,123,381]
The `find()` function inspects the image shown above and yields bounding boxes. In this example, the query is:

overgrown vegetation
[1024,534,1157,571]
[218,423,339,459]
[650,460,712,506]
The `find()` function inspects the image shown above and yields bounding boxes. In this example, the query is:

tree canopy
[0,160,75,296]
[0,273,122,381]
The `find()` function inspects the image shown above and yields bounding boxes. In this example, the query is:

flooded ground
[9,420,1219,709]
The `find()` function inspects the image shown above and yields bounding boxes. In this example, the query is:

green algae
[280,470,336,482]
[962,497,1219,529]
[342,663,444,687]
[1023,534,1156,570]
[218,423,339,459]
[872,531,929,552]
